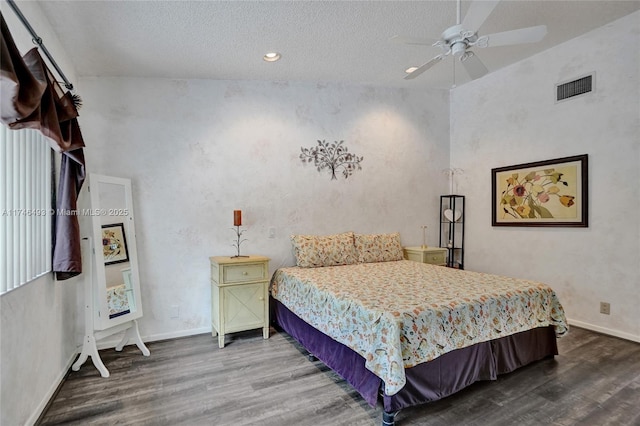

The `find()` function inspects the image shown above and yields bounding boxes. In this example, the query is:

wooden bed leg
[382,410,398,426]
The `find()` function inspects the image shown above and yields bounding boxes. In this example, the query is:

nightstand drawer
[405,251,424,263]
[223,263,266,283]
[403,247,447,266]
[424,252,446,265]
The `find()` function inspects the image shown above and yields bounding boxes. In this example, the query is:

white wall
[450,11,640,341]
[77,78,451,341]
[0,2,81,425]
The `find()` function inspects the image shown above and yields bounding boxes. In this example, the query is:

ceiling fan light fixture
[263,52,281,62]
[405,66,419,74]
[451,42,467,57]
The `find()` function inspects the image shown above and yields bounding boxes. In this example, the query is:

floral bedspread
[270,260,568,396]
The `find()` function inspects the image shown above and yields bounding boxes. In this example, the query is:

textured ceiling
[32,0,640,89]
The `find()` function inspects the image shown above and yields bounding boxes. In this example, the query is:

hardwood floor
[38,326,640,426]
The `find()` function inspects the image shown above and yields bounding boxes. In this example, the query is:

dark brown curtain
[1,12,86,280]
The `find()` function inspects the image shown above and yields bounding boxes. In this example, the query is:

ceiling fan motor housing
[441,24,480,57]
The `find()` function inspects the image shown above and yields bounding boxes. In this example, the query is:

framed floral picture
[492,154,588,227]
[101,223,130,264]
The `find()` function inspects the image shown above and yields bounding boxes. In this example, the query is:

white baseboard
[96,326,211,350]
[567,318,640,343]
[143,326,212,343]
[26,351,78,426]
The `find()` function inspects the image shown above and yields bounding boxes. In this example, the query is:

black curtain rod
[5,0,74,90]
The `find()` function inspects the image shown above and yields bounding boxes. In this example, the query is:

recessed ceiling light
[405,66,418,74]
[263,52,281,62]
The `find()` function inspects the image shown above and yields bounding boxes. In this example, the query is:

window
[1,125,52,294]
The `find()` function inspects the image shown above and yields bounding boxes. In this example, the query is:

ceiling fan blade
[483,25,547,47]
[390,35,438,46]
[461,51,488,80]
[461,0,500,33]
[404,55,444,80]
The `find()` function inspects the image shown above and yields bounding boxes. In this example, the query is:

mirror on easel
[72,174,149,377]
[95,180,137,326]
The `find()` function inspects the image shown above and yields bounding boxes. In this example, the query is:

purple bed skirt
[273,298,558,413]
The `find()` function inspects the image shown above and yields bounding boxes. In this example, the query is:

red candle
[233,210,242,226]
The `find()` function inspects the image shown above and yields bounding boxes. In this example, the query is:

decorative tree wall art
[300,140,363,180]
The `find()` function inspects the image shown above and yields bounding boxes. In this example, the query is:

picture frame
[492,154,588,227]
[101,223,130,264]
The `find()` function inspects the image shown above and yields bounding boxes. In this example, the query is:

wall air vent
[556,74,594,102]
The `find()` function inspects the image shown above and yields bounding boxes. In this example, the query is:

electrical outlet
[268,227,276,238]
[599,302,610,315]
[170,305,180,319]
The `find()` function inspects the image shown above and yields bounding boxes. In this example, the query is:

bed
[269,232,568,426]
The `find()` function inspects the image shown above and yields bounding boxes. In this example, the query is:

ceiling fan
[392,0,547,81]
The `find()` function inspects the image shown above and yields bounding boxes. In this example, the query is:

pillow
[354,232,404,263]
[290,232,358,268]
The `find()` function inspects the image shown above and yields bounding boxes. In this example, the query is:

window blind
[1,125,52,294]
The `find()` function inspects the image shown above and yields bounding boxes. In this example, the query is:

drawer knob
[242,271,248,275]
